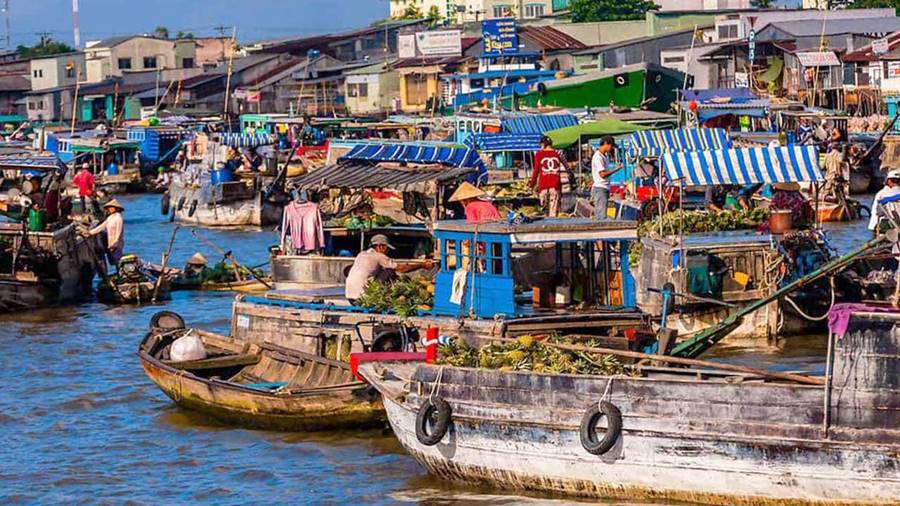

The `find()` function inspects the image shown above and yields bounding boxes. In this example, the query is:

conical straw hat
[102,198,124,210]
[448,182,486,203]
[186,252,208,265]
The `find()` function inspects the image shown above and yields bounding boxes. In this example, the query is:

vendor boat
[97,254,171,304]
[138,317,384,431]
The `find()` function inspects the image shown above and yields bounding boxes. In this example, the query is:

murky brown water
[0,193,873,503]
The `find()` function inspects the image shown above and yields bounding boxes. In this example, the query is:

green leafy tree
[570,0,660,22]
[175,30,195,39]
[395,5,423,19]
[751,0,772,7]
[426,5,443,27]
[15,36,74,59]
[154,26,169,39]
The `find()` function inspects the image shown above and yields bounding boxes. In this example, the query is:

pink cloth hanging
[281,201,325,252]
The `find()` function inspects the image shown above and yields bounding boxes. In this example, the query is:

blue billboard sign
[482,18,518,56]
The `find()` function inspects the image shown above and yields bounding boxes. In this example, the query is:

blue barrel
[211,168,235,185]
[106,162,119,176]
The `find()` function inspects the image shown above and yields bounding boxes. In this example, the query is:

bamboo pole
[152,225,179,302]
[70,68,81,134]
[490,336,824,385]
[223,26,237,125]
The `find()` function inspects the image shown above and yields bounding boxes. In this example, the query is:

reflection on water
[0,194,875,503]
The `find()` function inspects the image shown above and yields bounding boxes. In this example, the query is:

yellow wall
[399,67,440,113]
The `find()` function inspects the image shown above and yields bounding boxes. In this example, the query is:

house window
[143,56,157,69]
[350,82,369,98]
[406,73,428,106]
[663,56,685,64]
[33,69,43,78]
[717,60,735,88]
[717,24,738,40]
[66,66,76,78]
[118,58,132,70]
[182,58,194,69]
[524,3,544,18]
[493,4,513,17]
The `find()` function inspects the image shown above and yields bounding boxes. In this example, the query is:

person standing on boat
[590,136,624,220]
[869,169,900,239]
[531,136,564,217]
[73,163,99,216]
[448,182,501,224]
[344,235,433,304]
[88,199,125,266]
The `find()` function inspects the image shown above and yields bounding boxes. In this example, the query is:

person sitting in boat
[448,182,501,224]
[153,167,171,190]
[182,252,209,279]
[823,142,849,201]
[530,136,564,217]
[88,199,125,267]
[869,169,900,240]
[344,234,433,304]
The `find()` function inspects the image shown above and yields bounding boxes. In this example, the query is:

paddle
[190,229,272,289]
[152,225,180,302]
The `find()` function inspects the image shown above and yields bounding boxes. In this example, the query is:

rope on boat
[600,376,614,407]
[429,366,444,401]
[782,276,836,322]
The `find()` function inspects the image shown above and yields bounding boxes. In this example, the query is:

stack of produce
[484,180,532,198]
[439,335,624,376]
[356,275,434,317]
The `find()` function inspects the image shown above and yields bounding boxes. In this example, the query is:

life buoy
[150,310,185,331]
[176,195,186,211]
[188,200,198,217]
[580,400,623,455]
[160,192,170,215]
[416,396,452,446]
[615,75,627,87]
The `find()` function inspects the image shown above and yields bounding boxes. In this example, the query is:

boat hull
[139,355,384,431]
[270,254,353,289]
[167,180,281,227]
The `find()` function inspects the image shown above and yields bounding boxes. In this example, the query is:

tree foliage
[175,30,195,39]
[570,0,660,22]
[395,5,423,19]
[751,0,772,7]
[426,5,443,27]
[847,0,900,8]
[15,36,74,59]
[154,26,169,39]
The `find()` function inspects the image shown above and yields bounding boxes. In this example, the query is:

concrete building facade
[84,36,197,82]
[29,52,86,91]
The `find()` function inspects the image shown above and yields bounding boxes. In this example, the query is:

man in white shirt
[869,169,900,237]
[344,234,433,303]
[89,199,125,266]
[590,136,624,220]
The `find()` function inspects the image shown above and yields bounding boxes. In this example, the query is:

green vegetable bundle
[439,335,624,376]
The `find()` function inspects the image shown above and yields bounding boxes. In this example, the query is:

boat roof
[290,161,475,192]
[434,218,639,243]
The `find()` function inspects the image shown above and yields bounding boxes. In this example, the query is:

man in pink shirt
[448,182,501,224]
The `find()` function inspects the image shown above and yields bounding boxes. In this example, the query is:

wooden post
[70,68,81,134]
[152,225,179,302]
[223,26,237,124]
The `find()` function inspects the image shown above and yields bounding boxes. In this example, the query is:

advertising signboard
[482,18,518,56]
[416,30,462,56]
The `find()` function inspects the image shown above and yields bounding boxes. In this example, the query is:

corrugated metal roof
[291,161,474,191]
[763,17,900,38]
[519,26,587,52]
[844,30,900,62]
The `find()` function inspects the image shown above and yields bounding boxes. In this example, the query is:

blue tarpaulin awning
[219,133,274,148]
[502,114,577,135]
[681,88,757,103]
[0,153,66,172]
[340,144,487,184]
[661,146,823,186]
[465,133,542,152]
[629,128,732,158]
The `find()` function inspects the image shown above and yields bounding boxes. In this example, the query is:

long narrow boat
[139,326,384,431]
[358,310,900,505]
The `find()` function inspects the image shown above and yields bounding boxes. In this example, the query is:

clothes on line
[281,200,325,253]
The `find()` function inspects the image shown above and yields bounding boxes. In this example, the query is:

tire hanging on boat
[416,397,451,446]
[176,195,186,211]
[580,400,623,455]
[188,200,198,217]
[160,192,170,216]
[150,310,185,331]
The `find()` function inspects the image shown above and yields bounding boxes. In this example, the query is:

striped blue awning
[0,154,65,171]
[465,133,542,152]
[341,144,485,170]
[502,114,577,135]
[661,146,823,186]
[629,128,732,158]
[218,133,274,148]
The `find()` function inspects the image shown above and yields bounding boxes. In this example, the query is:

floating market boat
[272,143,480,289]
[138,321,384,431]
[357,313,900,506]
[162,133,286,227]
[97,254,171,304]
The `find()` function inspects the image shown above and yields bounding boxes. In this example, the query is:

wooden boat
[358,310,900,505]
[0,222,101,311]
[97,276,171,304]
[170,276,269,293]
[138,327,384,431]
[165,174,283,227]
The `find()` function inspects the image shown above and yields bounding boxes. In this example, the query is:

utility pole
[2,0,10,50]
[214,24,229,61]
[72,0,81,49]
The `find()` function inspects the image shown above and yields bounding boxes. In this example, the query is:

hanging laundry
[281,200,325,253]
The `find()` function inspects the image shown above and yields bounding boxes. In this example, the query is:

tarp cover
[218,133,274,148]
[341,143,485,170]
[0,153,65,171]
[291,162,475,192]
[661,145,823,186]
[465,133,542,152]
[502,114,577,134]
[546,119,644,149]
[681,88,756,102]
[629,128,732,158]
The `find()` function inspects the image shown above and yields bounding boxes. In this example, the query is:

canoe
[97,277,171,304]
[138,327,384,431]
[170,277,269,293]
[358,315,900,505]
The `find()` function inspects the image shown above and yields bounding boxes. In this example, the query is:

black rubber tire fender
[580,400,623,455]
[176,195,187,211]
[415,396,452,446]
[150,310,185,331]
[188,200,198,217]
[160,192,170,215]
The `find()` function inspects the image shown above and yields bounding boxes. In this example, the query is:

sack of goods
[169,332,207,362]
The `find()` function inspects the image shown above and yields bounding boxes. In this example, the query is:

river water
[0,193,875,504]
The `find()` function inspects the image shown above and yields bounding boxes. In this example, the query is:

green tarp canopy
[757,57,783,84]
[546,119,645,149]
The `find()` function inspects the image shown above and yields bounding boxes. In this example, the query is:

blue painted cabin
[431,218,638,319]
[126,126,189,164]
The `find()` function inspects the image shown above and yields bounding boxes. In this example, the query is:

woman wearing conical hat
[88,199,125,266]
[448,182,501,224]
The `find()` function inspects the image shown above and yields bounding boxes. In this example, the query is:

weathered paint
[167,178,281,227]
